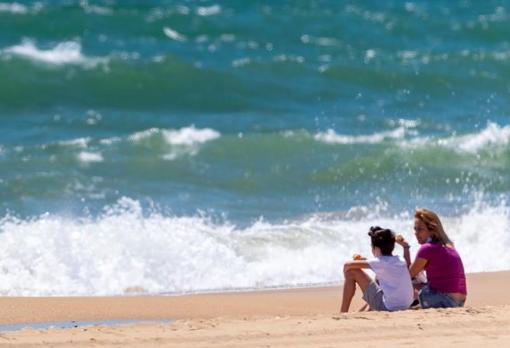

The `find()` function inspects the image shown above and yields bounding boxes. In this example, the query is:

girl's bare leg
[358,303,369,312]
[340,268,372,312]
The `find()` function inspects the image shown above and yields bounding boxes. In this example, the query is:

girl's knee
[344,268,360,279]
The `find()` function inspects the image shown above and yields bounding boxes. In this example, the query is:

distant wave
[314,121,509,154]
[80,1,112,15]
[99,137,121,145]
[402,122,510,153]
[129,126,220,146]
[0,2,28,14]
[1,40,104,66]
[315,126,410,145]
[163,27,187,42]
[128,128,160,142]
[37,126,219,151]
[162,126,220,146]
[128,126,220,160]
[196,4,221,16]
[57,137,91,148]
[0,197,508,296]
[8,127,220,162]
[442,122,510,153]
[77,151,103,163]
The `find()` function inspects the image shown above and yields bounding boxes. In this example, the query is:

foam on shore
[0,197,508,296]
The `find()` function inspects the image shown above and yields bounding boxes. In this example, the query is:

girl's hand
[395,234,410,248]
[352,254,367,261]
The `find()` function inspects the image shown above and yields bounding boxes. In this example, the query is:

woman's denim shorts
[419,285,465,309]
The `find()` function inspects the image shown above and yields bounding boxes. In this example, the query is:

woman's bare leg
[340,268,372,312]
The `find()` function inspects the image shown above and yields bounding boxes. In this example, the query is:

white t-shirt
[368,255,414,311]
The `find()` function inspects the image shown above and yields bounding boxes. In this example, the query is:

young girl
[340,226,414,312]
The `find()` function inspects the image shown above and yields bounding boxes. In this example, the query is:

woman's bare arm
[409,257,427,278]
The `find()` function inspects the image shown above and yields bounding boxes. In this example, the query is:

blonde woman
[399,208,467,308]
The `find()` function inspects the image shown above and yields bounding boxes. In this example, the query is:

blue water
[0,319,174,332]
[0,0,509,295]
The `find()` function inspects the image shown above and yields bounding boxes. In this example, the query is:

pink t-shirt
[416,242,467,294]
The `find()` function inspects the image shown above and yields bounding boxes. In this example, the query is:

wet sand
[0,271,508,347]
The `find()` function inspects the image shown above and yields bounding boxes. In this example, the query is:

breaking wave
[0,197,508,296]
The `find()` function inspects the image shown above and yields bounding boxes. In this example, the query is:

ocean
[0,0,509,295]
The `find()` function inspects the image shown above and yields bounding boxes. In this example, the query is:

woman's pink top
[416,242,467,294]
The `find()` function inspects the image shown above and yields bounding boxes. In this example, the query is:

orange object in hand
[352,254,363,260]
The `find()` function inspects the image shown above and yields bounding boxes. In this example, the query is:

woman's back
[416,242,467,294]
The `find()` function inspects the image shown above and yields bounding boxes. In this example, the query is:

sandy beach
[0,271,508,347]
[3,1,510,346]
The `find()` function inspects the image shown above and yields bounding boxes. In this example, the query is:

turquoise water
[0,319,173,332]
[0,1,509,295]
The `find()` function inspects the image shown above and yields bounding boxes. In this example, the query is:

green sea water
[0,0,509,295]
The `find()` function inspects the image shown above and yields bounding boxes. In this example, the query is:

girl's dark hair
[368,226,395,256]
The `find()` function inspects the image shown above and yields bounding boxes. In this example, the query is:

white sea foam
[128,126,220,160]
[388,118,420,128]
[129,126,220,146]
[365,49,376,62]
[0,197,507,296]
[451,201,510,272]
[77,151,103,163]
[300,34,340,47]
[80,0,112,15]
[196,4,221,16]
[401,122,510,153]
[163,27,187,42]
[315,126,408,145]
[1,40,104,66]
[161,126,220,146]
[232,57,251,68]
[315,122,509,153]
[99,137,121,145]
[0,2,28,14]
[451,122,510,153]
[128,128,160,142]
[273,54,305,63]
[58,137,91,148]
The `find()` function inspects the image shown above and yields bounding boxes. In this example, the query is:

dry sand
[0,271,508,347]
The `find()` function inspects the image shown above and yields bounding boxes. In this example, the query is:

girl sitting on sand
[340,226,414,312]
[402,208,467,308]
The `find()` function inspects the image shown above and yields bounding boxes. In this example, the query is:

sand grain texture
[0,271,508,347]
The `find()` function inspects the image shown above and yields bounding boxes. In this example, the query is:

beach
[1,1,510,346]
[0,271,508,347]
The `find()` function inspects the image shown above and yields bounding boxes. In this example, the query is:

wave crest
[403,122,510,153]
[0,197,508,296]
[0,2,28,14]
[128,126,220,160]
[451,122,510,153]
[315,126,409,145]
[129,126,220,146]
[1,40,104,66]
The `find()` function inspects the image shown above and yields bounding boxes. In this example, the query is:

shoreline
[0,271,507,325]
[0,271,508,347]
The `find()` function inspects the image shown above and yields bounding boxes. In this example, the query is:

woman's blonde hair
[415,208,454,247]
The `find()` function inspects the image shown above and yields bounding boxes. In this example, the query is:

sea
[0,0,509,296]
